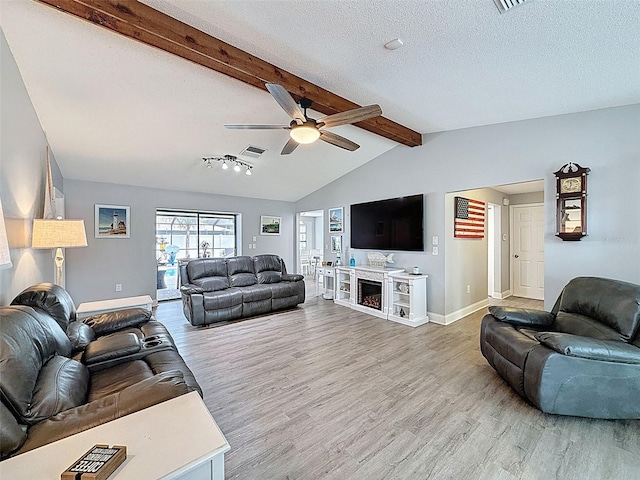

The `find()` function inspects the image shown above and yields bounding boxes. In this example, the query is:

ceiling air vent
[494,0,529,13]
[240,145,267,158]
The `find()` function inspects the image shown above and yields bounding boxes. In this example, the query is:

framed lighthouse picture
[95,204,131,238]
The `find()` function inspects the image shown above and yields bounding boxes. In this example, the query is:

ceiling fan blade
[281,137,299,155]
[317,104,382,128]
[266,83,305,120]
[224,124,289,130]
[319,131,360,151]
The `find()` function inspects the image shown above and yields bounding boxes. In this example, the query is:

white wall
[64,180,296,304]
[0,30,64,305]
[296,104,640,316]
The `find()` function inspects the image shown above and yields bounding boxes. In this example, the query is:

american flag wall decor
[454,197,486,239]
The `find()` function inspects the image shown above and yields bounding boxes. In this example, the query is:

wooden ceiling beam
[36,0,422,147]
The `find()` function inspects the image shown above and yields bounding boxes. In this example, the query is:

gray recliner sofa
[179,254,305,326]
[480,276,640,419]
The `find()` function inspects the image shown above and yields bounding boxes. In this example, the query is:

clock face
[560,177,582,194]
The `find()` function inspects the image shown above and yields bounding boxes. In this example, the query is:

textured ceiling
[2,0,639,202]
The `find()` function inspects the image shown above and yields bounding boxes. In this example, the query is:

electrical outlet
[248,244,252,249]
[252,243,256,249]
[466,284,470,294]
[432,246,438,255]
[252,236,257,242]
[115,283,122,292]
[432,236,438,245]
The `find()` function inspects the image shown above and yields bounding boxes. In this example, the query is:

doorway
[296,209,323,279]
[510,203,545,300]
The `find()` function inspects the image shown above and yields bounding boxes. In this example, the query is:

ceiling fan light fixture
[290,124,320,144]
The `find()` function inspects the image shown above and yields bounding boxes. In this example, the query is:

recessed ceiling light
[384,38,404,51]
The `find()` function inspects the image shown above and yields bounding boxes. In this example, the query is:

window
[156,210,237,263]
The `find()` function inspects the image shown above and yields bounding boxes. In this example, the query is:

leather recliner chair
[480,276,640,419]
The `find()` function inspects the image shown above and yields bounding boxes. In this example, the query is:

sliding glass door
[156,210,238,301]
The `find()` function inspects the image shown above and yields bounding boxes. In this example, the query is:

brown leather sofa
[481,276,640,419]
[180,254,305,326]
[0,283,201,459]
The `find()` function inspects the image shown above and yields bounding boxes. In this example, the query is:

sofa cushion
[203,288,243,311]
[228,256,257,287]
[82,308,152,336]
[257,271,282,284]
[11,282,76,332]
[241,284,273,303]
[0,306,72,419]
[0,401,27,459]
[25,356,89,425]
[558,277,640,341]
[186,258,227,281]
[270,282,297,299]
[555,312,624,342]
[17,371,190,456]
[87,360,154,402]
[193,276,230,291]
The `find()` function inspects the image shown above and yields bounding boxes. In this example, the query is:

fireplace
[358,279,382,311]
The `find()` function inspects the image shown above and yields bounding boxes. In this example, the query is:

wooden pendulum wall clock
[554,162,590,241]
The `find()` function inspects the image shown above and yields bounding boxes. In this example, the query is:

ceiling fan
[225,83,382,155]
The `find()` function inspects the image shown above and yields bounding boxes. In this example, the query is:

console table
[0,392,230,479]
[76,295,153,318]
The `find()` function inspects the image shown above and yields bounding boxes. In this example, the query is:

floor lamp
[32,218,87,287]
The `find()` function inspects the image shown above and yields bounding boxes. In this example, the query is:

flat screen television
[350,194,424,251]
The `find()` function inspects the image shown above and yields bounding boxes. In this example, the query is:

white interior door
[511,204,544,300]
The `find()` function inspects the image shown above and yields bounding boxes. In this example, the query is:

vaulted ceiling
[2,1,639,202]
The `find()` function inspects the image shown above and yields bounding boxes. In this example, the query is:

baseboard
[428,312,446,325]
[430,298,490,326]
[490,289,512,300]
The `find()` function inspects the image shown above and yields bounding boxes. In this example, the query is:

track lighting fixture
[202,155,254,176]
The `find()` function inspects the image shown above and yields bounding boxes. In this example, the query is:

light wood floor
[154,296,640,480]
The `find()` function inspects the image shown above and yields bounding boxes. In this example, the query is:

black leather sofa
[179,254,305,326]
[0,283,201,459]
[480,276,640,419]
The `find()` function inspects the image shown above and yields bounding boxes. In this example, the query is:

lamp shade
[0,199,12,269]
[32,219,88,249]
[290,124,320,144]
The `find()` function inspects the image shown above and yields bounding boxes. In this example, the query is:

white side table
[0,392,230,480]
[76,295,153,318]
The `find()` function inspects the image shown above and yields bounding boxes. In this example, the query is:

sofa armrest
[488,306,555,328]
[82,308,152,336]
[282,273,304,282]
[536,332,640,364]
[66,321,96,353]
[15,371,190,455]
[180,284,204,295]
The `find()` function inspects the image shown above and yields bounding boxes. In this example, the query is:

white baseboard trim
[490,289,512,300]
[428,312,446,325]
[430,298,490,326]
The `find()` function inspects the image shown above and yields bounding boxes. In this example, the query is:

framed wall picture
[95,204,130,238]
[329,207,344,233]
[260,215,281,235]
[331,235,342,253]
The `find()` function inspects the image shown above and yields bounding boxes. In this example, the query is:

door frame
[509,202,544,300]
[487,203,502,299]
